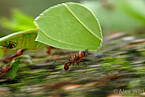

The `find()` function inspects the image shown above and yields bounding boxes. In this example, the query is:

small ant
[4,41,17,49]
[0,65,10,73]
[0,49,25,63]
[63,51,87,71]
[2,41,17,57]
[0,65,10,78]
[8,49,25,60]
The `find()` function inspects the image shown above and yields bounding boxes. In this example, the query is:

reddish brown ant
[63,50,87,71]
[8,49,25,60]
[0,49,25,78]
[0,65,10,73]
[0,65,10,78]
[4,41,17,49]
[0,49,25,63]
[2,41,17,57]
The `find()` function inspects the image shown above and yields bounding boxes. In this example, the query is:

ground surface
[0,31,145,97]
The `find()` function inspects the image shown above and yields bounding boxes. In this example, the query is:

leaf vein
[63,3,102,41]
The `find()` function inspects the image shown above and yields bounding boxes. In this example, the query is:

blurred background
[0,0,145,37]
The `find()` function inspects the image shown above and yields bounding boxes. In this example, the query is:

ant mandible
[63,50,87,71]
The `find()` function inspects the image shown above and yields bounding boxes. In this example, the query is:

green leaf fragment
[7,57,21,80]
[35,2,103,51]
[0,47,4,57]
[0,29,42,50]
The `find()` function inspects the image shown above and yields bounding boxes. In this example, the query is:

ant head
[78,51,85,58]
[78,49,89,57]
[9,41,13,45]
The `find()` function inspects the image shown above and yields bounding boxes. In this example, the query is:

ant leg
[69,58,75,66]
[47,49,59,61]
[68,59,71,66]
[47,52,55,61]
[72,61,75,65]
[77,60,87,66]
[76,60,80,66]
[69,56,74,66]
[80,60,87,66]
[68,61,72,66]
[72,54,77,65]
[80,60,86,63]
[3,48,9,57]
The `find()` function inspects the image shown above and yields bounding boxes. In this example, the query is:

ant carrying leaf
[63,50,88,71]
[0,29,42,62]
[0,49,25,63]
[3,41,17,49]
[0,57,22,79]
[0,2,103,80]
[0,30,42,79]
[0,29,42,50]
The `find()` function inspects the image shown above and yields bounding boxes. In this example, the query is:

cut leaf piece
[0,29,42,50]
[0,47,4,57]
[36,31,100,51]
[7,57,21,80]
[35,2,102,51]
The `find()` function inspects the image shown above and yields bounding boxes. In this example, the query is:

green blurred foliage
[128,80,141,88]
[0,9,36,32]
[81,0,145,33]
[118,0,145,24]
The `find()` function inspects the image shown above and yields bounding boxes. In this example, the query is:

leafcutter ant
[63,50,88,71]
[0,65,10,73]
[0,49,25,63]
[4,41,17,49]
[2,41,17,57]
[0,65,10,78]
